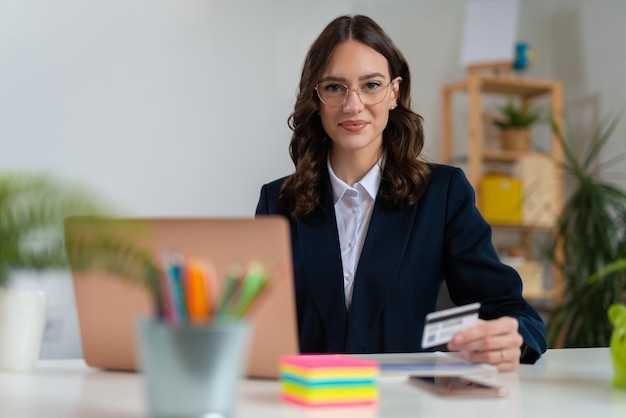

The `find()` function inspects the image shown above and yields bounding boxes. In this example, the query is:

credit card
[421,302,481,349]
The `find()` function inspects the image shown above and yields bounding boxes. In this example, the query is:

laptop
[65,216,299,379]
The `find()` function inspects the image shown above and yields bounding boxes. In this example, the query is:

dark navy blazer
[256,163,547,363]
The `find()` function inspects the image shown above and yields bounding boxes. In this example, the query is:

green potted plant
[0,172,156,371]
[543,111,626,348]
[492,100,543,152]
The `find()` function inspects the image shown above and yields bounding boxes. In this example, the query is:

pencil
[184,257,210,324]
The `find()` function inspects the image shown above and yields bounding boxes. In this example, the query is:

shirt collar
[327,155,383,204]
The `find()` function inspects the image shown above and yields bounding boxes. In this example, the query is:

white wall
[0,0,344,216]
[2,0,625,357]
[0,0,474,217]
[517,0,626,173]
[3,0,625,216]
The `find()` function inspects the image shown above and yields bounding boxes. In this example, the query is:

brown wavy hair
[279,15,431,220]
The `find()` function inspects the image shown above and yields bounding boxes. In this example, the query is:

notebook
[65,216,299,379]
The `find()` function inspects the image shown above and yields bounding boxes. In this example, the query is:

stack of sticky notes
[280,355,379,408]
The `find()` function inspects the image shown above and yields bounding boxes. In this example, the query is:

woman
[256,15,546,372]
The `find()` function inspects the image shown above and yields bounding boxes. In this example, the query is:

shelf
[488,222,553,231]
[479,76,556,99]
[482,149,528,162]
[453,150,540,163]
[523,288,555,300]
[443,76,558,100]
[523,291,557,313]
[441,72,564,306]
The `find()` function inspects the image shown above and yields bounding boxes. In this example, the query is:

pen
[184,257,211,324]
[231,262,268,318]
[163,252,187,325]
[215,264,244,319]
[155,254,271,324]
[156,267,175,324]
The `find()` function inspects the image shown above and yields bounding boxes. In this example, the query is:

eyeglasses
[315,80,392,106]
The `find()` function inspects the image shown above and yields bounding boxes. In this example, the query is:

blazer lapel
[346,194,419,352]
[296,181,348,352]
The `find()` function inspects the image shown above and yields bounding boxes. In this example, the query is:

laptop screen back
[66,216,299,379]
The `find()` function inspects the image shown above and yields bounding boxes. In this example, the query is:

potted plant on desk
[0,172,156,372]
[543,111,626,349]
[588,261,626,388]
[492,100,543,152]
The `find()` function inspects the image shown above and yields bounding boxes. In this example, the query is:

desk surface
[0,348,624,418]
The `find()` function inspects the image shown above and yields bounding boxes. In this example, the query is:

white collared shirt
[328,157,382,310]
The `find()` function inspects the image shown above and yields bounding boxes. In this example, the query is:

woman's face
[317,40,400,160]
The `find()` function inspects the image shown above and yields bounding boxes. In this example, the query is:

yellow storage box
[479,174,522,225]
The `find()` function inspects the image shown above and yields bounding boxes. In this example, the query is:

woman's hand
[447,316,523,372]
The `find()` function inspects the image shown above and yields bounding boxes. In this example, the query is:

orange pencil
[184,257,211,324]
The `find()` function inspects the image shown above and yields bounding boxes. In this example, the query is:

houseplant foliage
[544,111,626,347]
[0,172,158,293]
[492,100,543,152]
[493,100,542,130]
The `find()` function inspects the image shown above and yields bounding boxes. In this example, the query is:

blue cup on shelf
[137,319,251,418]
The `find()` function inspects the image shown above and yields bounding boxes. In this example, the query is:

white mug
[0,289,47,372]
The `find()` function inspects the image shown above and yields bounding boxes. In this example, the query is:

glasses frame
[314,81,393,107]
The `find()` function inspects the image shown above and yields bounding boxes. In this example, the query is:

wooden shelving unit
[440,66,565,306]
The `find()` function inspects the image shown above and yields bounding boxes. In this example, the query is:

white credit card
[421,302,481,349]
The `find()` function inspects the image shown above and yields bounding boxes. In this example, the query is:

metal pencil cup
[137,319,251,418]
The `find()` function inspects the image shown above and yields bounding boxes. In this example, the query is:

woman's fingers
[447,317,523,372]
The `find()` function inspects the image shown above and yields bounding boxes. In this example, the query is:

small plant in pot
[492,100,543,152]
[0,172,156,371]
[589,260,626,388]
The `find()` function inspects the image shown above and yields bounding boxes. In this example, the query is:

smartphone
[408,375,508,397]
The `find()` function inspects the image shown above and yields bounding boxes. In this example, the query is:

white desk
[0,348,624,418]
